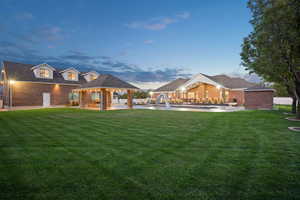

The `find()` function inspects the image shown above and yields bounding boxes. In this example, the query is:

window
[205,89,209,98]
[69,93,79,101]
[90,74,97,81]
[67,72,76,80]
[39,68,50,78]
[91,92,100,102]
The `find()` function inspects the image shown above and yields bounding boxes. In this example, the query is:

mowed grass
[0,108,300,200]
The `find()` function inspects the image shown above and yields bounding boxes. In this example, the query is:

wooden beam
[100,88,107,110]
[127,90,133,109]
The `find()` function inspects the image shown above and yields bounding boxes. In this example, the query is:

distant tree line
[118,91,150,99]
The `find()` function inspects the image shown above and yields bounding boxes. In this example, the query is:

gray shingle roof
[2,61,85,84]
[2,61,139,89]
[154,78,190,92]
[204,74,256,89]
[245,84,274,91]
[80,74,138,89]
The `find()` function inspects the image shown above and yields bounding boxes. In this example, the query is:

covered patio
[73,74,139,110]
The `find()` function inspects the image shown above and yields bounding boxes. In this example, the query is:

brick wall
[11,82,79,106]
[244,90,274,109]
[228,90,244,105]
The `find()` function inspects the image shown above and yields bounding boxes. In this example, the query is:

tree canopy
[241,0,300,114]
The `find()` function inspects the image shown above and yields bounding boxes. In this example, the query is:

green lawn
[0,108,300,200]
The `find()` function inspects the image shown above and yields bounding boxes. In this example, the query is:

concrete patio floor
[84,104,245,112]
[0,104,245,112]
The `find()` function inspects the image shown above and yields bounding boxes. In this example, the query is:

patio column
[79,91,82,107]
[107,91,112,108]
[127,89,133,109]
[80,91,88,107]
[100,88,108,110]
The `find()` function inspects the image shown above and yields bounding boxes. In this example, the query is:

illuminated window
[188,92,195,99]
[67,72,76,80]
[39,68,50,78]
[90,74,97,81]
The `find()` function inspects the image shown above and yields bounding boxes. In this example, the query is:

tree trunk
[295,81,300,119]
[297,100,300,119]
[292,97,297,114]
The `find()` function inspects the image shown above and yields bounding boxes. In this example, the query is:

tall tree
[241,0,300,116]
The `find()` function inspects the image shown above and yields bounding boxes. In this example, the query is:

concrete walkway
[0,105,68,111]
[134,104,245,112]
[0,104,245,112]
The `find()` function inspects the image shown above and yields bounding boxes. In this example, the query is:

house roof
[204,74,256,89]
[79,74,138,89]
[2,61,85,85]
[2,61,139,90]
[154,78,190,92]
[154,74,256,92]
[244,84,275,92]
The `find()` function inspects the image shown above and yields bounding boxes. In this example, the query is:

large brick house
[0,61,138,109]
[152,73,274,109]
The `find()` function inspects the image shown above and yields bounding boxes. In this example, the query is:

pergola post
[107,91,112,108]
[79,91,83,107]
[100,88,107,110]
[127,89,133,109]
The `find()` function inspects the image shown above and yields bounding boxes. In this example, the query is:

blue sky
[0,0,251,82]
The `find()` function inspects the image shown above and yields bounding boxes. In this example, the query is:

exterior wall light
[149,91,153,96]
[9,80,15,85]
[180,86,186,92]
[216,85,221,89]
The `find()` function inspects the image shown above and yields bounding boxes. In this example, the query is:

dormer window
[60,68,79,81]
[31,63,55,79]
[90,74,97,81]
[39,68,50,78]
[83,71,99,82]
[67,72,76,81]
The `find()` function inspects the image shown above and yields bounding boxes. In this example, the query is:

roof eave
[74,86,139,91]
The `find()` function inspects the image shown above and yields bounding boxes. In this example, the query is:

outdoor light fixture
[180,86,186,91]
[9,80,15,85]
[216,85,221,89]
[149,91,153,96]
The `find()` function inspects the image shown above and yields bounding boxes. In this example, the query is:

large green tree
[241,0,300,116]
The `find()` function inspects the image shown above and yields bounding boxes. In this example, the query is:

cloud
[6,26,64,44]
[125,12,190,31]
[144,40,154,44]
[176,11,191,19]
[15,12,34,20]
[33,26,63,42]
[0,42,190,82]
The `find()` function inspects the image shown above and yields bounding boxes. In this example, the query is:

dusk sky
[0,0,252,83]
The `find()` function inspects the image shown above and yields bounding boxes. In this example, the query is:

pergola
[73,74,139,110]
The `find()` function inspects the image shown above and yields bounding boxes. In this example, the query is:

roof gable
[182,73,225,89]
[82,71,99,76]
[80,74,139,90]
[31,63,56,71]
[59,67,80,73]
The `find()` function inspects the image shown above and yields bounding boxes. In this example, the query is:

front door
[43,93,50,107]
